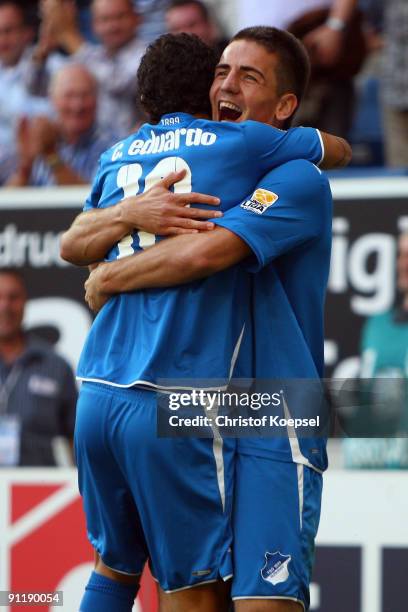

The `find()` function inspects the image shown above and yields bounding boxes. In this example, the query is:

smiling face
[210,39,298,127]
[51,65,97,140]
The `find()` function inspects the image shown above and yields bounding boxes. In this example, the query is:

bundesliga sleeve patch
[240,188,279,214]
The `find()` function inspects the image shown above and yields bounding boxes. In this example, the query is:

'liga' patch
[240,188,278,214]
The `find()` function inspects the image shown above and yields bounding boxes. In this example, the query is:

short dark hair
[231,26,310,114]
[167,0,209,21]
[137,33,217,123]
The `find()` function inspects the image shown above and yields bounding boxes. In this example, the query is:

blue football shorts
[231,450,323,611]
[74,382,235,592]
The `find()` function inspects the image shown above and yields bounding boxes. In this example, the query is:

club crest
[261,551,292,585]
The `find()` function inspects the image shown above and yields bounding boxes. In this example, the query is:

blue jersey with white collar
[77,113,324,389]
[214,160,332,471]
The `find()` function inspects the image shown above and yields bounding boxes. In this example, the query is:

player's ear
[275,93,298,124]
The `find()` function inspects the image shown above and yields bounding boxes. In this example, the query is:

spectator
[342,233,408,468]
[0,0,55,184]
[77,0,170,44]
[134,0,169,44]
[237,0,366,138]
[0,268,77,467]
[165,0,228,57]
[28,0,146,137]
[7,63,116,186]
[382,0,408,167]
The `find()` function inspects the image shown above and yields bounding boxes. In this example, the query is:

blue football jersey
[77,113,324,389]
[214,160,332,471]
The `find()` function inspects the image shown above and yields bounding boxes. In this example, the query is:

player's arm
[85,226,249,310]
[63,127,348,267]
[60,169,222,266]
[85,160,328,311]
[319,131,352,169]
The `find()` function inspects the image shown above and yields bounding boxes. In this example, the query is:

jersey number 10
[116,156,192,257]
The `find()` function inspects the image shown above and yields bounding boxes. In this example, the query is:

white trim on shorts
[205,396,227,512]
[229,323,245,379]
[151,574,233,594]
[297,464,304,530]
[282,396,324,475]
[232,595,305,611]
[212,434,226,511]
[98,555,142,577]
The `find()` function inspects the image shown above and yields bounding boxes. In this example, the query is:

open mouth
[218,101,242,122]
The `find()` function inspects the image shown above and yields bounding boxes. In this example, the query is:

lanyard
[0,364,23,415]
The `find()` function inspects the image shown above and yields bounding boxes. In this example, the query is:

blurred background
[0,1,407,611]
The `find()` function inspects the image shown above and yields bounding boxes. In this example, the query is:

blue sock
[79,571,139,612]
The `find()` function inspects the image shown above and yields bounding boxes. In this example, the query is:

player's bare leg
[94,551,141,586]
[158,578,231,612]
[235,600,303,612]
[79,552,140,611]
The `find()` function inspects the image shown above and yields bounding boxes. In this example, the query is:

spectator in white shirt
[133,0,169,44]
[7,63,117,186]
[27,0,146,138]
[0,1,53,184]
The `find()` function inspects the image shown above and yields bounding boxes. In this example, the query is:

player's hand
[119,169,223,236]
[303,25,343,67]
[84,264,110,313]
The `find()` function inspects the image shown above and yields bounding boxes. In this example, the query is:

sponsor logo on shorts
[261,551,291,585]
[240,188,279,214]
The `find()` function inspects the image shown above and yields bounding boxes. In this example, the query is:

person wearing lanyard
[0,268,77,466]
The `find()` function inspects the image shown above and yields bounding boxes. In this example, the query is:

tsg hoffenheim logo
[261,551,292,585]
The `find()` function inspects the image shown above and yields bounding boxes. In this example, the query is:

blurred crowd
[0,0,407,185]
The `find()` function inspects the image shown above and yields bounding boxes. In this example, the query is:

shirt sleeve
[243,121,324,174]
[213,159,332,272]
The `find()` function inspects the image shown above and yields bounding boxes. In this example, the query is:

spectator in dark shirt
[0,268,77,466]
